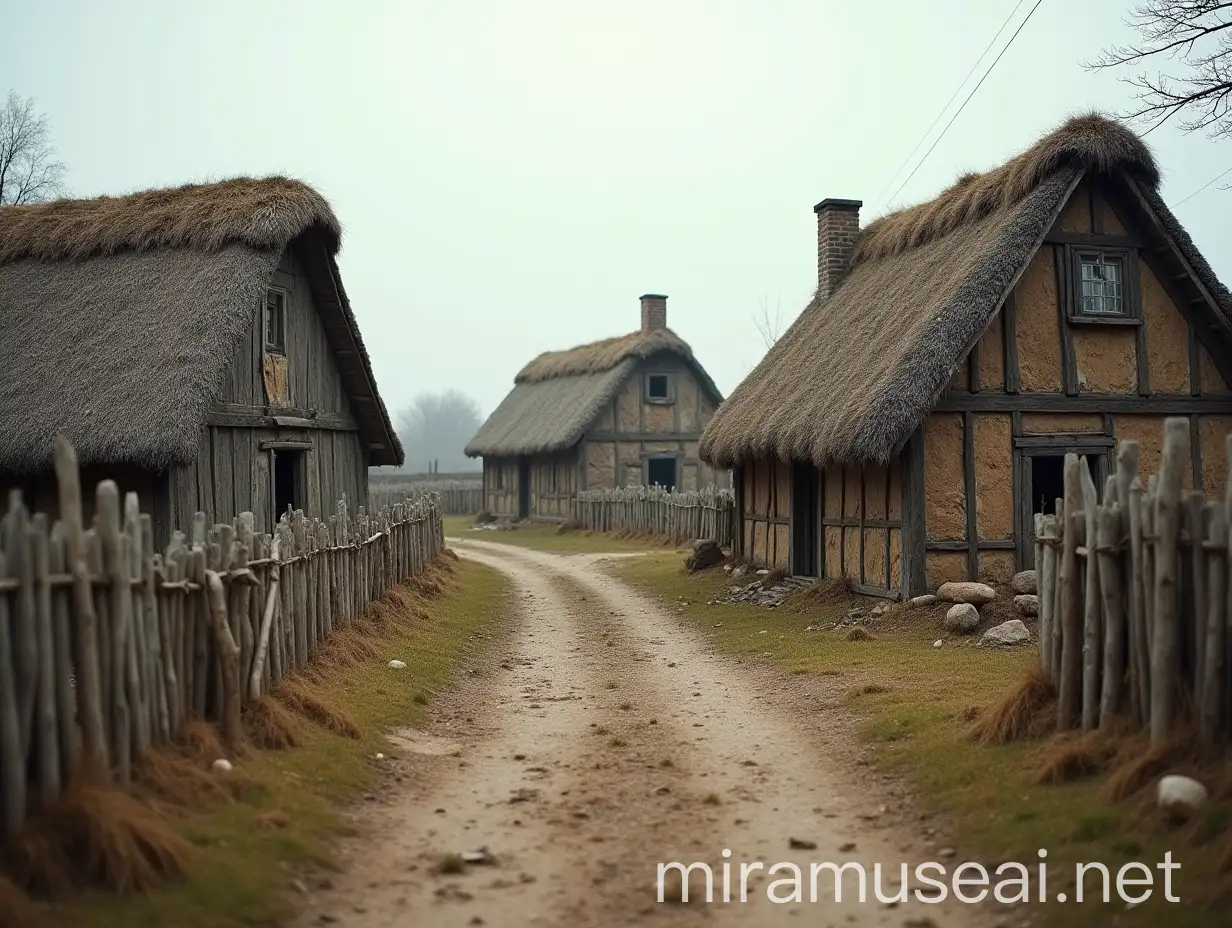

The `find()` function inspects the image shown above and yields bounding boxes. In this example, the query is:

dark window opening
[274,451,302,521]
[646,373,671,401]
[1031,455,1065,516]
[646,457,677,489]
[495,465,505,490]
[264,288,287,353]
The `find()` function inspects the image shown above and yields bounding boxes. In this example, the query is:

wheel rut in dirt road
[293,546,725,928]
[452,539,999,928]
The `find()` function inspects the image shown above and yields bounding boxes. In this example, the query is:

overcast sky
[3,0,1229,424]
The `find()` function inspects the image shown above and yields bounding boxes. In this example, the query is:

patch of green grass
[610,553,1232,928]
[56,560,514,928]
[436,853,466,875]
[442,514,682,554]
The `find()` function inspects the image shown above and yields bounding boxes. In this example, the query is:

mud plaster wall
[1199,346,1232,395]
[585,441,616,488]
[1020,413,1104,434]
[741,457,788,567]
[819,462,898,591]
[1013,247,1064,392]
[1141,261,1190,394]
[979,552,1016,586]
[923,413,966,540]
[1058,181,1092,232]
[1073,327,1137,393]
[926,551,967,588]
[974,414,1013,540]
[948,359,968,394]
[1114,415,1193,491]
[978,315,1005,391]
[1199,416,1232,499]
[863,528,886,586]
[889,530,902,590]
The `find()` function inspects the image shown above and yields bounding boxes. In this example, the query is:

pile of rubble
[717,566,814,608]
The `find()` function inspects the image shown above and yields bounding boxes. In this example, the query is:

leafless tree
[1088,1,1232,139]
[0,91,66,206]
[396,389,484,474]
[753,294,784,349]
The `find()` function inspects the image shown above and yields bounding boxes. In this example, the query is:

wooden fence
[0,438,444,837]
[372,480,481,516]
[1033,417,1232,746]
[574,485,736,548]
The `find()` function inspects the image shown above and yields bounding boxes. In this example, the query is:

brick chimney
[814,198,862,300]
[640,293,667,331]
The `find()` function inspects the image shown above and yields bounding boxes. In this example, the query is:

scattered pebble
[388,659,408,670]
[788,837,818,850]
[212,758,232,774]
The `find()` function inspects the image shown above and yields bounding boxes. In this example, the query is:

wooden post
[1079,458,1101,731]
[1058,455,1084,730]
[1096,498,1126,727]
[30,514,62,805]
[204,569,242,752]
[1051,496,1064,677]
[1200,500,1226,746]
[47,525,79,778]
[54,439,108,773]
[1187,491,1208,705]
[1150,418,1187,745]
[0,540,24,835]
[1037,513,1057,682]
[96,482,133,784]
[250,536,281,700]
[5,495,36,773]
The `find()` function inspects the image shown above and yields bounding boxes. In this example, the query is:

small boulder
[978,619,1031,648]
[937,581,997,606]
[212,758,233,774]
[909,594,938,607]
[1014,594,1039,617]
[731,567,745,580]
[933,639,944,648]
[944,603,980,634]
[388,659,408,670]
[1011,570,1038,595]
[685,539,724,572]
[1158,775,1207,819]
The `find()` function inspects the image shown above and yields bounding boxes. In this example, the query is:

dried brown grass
[967,665,1054,746]
[1034,730,1122,785]
[275,678,360,739]
[785,576,852,612]
[1100,730,1197,803]
[243,695,308,750]
[5,767,193,897]
[516,327,694,383]
[0,875,44,928]
[133,747,246,809]
[555,520,584,535]
[845,627,875,642]
[762,567,788,587]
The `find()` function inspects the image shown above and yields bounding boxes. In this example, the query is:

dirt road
[295,540,1001,928]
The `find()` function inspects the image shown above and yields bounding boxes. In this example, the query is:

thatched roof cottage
[0,177,402,544]
[466,295,726,520]
[700,114,1232,597]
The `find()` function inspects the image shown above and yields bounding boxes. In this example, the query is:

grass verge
[443,513,684,555]
[47,558,513,928]
[612,553,1231,928]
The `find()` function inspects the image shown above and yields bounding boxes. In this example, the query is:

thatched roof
[466,327,722,457]
[0,177,402,474]
[700,113,1232,469]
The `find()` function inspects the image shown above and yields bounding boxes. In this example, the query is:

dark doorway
[791,462,821,576]
[646,457,678,489]
[517,459,531,519]
[1031,455,1065,516]
[274,450,303,521]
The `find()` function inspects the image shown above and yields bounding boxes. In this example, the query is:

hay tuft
[0,876,43,928]
[134,747,247,807]
[243,696,308,750]
[845,627,875,642]
[1100,731,1194,803]
[1034,730,1120,785]
[967,665,1054,746]
[276,678,360,739]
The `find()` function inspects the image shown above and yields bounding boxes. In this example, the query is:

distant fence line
[372,480,482,516]
[1033,417,1232,746]
[0,439,444,837]
[574,485,736,548]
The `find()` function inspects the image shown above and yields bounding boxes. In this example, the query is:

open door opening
[517,459,531,519]
[646,457,678,489]
[274,450,304,522]
[791,462,820,576]
[1030,455,1065,516]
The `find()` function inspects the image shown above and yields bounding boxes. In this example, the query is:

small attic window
[646,373,673,403]
[264,288,287,353]
[1068,247,1139,324]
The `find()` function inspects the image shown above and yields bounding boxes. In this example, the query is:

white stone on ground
[1011,570,1038,595]
[1157,775,1207,817]
[910,594,938,607]
[936,581,997,606]
[212,758,233,774]
[978,619,1031,648]
[1014,594,1039,617]
[944,603,980,634]
[388,659,408,670]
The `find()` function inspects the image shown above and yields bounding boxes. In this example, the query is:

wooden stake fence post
[30,514,61,805]
[1149,417,1187,745]
[1058,454,1084,730]
[250,535,281,701]
[1079,458,1102,730]
[1187,491,1208,705]
[0,535,24,836]
[1037,513,1057,682]
[204,569,242,752]
[1096,497,1126,727]
[1200,500,1226,746]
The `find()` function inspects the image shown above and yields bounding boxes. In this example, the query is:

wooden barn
[700,114,1232,598]
[0,177,403,545]
[465,295,727,520]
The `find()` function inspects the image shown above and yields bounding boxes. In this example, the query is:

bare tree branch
[0,91,66,206]
[752,294,784,350]
[1086,1,1232,140]
[396,389,484,474]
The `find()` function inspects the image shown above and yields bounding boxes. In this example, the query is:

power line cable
[871,0,1029,209]
[1173,165,1232,207]
[883,0,1046,211]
